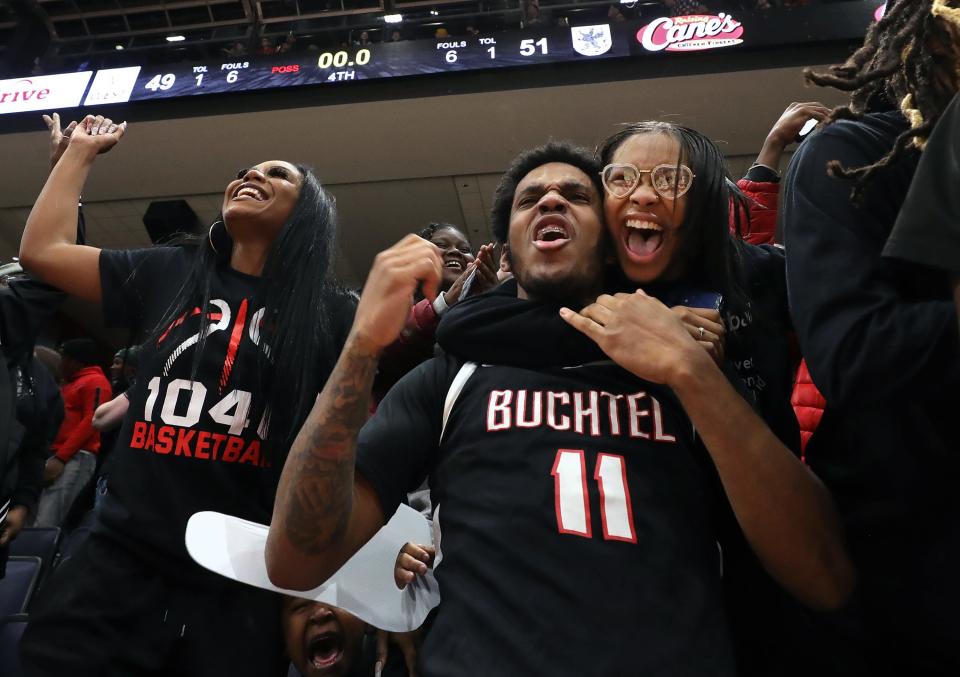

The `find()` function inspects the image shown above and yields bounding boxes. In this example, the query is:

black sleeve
[743,164,781,183]
[0,204,88,365]
[99,247,189,330]
[740,243,791,329]
[883,93,960,274]
[41,369,65,449]
[782,128,960,408]
[11,418,47,514]
[355,357,455,517]
[11,363,61,513]
[0,279,66,367]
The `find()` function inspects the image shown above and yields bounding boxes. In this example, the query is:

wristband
[432,291,450,317]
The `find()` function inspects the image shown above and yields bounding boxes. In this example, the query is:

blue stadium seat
[0,613,28,677]
[0,557,41,617]
[8,528,60,587]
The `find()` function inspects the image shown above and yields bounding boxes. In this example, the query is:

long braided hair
[805,0,960,197]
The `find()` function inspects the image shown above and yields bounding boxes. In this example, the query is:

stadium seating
[0,613,28,677]
[0,556,41,617]
[8,527,60,588]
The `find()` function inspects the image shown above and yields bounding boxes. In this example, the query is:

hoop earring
[208,220,224,254]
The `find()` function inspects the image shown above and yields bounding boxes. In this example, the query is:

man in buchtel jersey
[266,142,854,676]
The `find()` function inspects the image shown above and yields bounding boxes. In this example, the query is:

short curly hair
[489,142,602,243]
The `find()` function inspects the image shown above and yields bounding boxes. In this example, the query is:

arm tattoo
[277,341,378,554]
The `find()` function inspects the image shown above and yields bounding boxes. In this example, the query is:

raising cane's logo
[637,13,744,52]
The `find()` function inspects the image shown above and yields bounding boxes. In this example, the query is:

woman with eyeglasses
[595,121,820,677]
[597,121,797,446]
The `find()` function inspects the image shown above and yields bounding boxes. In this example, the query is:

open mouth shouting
[622,215,665,262]
[532,215,572,251]
[306,628,344,672]
[232,182,269,202]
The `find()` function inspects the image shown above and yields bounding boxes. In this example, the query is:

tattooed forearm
[275,336,379,555]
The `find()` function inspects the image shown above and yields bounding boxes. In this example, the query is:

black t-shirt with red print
[96,246,355,581]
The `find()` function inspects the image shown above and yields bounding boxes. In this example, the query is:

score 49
[144,61,248,92]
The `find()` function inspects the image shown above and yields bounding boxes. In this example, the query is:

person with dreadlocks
[17,114,358,676]
[883,91,960,326]
[781,1,960,674]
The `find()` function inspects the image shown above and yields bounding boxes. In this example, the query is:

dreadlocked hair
[804,0,960,198]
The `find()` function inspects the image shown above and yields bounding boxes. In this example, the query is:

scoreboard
[89,26,624,105]
[0,3,879,117]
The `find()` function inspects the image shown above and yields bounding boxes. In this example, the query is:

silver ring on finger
[698,326,705,339]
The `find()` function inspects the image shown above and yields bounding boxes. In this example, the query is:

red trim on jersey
[595,453,638,544]
[551,449,592,539]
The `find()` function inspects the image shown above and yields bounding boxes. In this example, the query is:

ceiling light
[115,44,124,50]
[166,35,186,42]
[383,14,403,23]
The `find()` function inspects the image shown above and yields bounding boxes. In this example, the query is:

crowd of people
[1,0,958,674]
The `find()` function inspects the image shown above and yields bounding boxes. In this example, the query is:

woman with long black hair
[591,121,828,677]
[596,121,799,452]
[17,115,359,676]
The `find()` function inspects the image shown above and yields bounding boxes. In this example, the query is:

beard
[510,257,604,307]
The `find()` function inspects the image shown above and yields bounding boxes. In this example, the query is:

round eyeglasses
[600,163,696,200]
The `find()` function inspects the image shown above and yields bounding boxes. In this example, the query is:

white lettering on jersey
[485,388,676,443]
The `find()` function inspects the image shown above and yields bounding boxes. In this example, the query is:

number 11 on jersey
[551,450,637,543]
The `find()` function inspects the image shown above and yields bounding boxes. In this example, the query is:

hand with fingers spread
[445,243,499,305]
[66,114,128,159]
[754,101,831,172]
[670,305,726,365]
[767,101,832,146]
[43,112,78,169]
[394,541,435,590]
[352,235,444,354]
[559,289,709,386]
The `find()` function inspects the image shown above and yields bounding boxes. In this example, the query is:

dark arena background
[9,2,951,677]
[0,1,877,349]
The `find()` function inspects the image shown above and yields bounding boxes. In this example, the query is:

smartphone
[658,288,723,311]
[796,118,819,142]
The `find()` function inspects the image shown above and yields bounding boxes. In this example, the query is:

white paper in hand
[185,504,440,632]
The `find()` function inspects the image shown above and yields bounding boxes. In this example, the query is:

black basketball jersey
[357,355,737,676]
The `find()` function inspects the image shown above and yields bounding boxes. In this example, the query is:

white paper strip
[185,504,440,632]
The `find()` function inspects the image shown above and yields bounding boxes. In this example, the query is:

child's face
[282,598,367,676]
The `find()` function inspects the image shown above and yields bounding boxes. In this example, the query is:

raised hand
[560,290,708,386]
[445,242,499,305]
[470,243,500,295]
[67,114,127,158]
[352,234,443,354]
[42,112,78,168]
[766,101,831,146]
[754,101,831,172]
